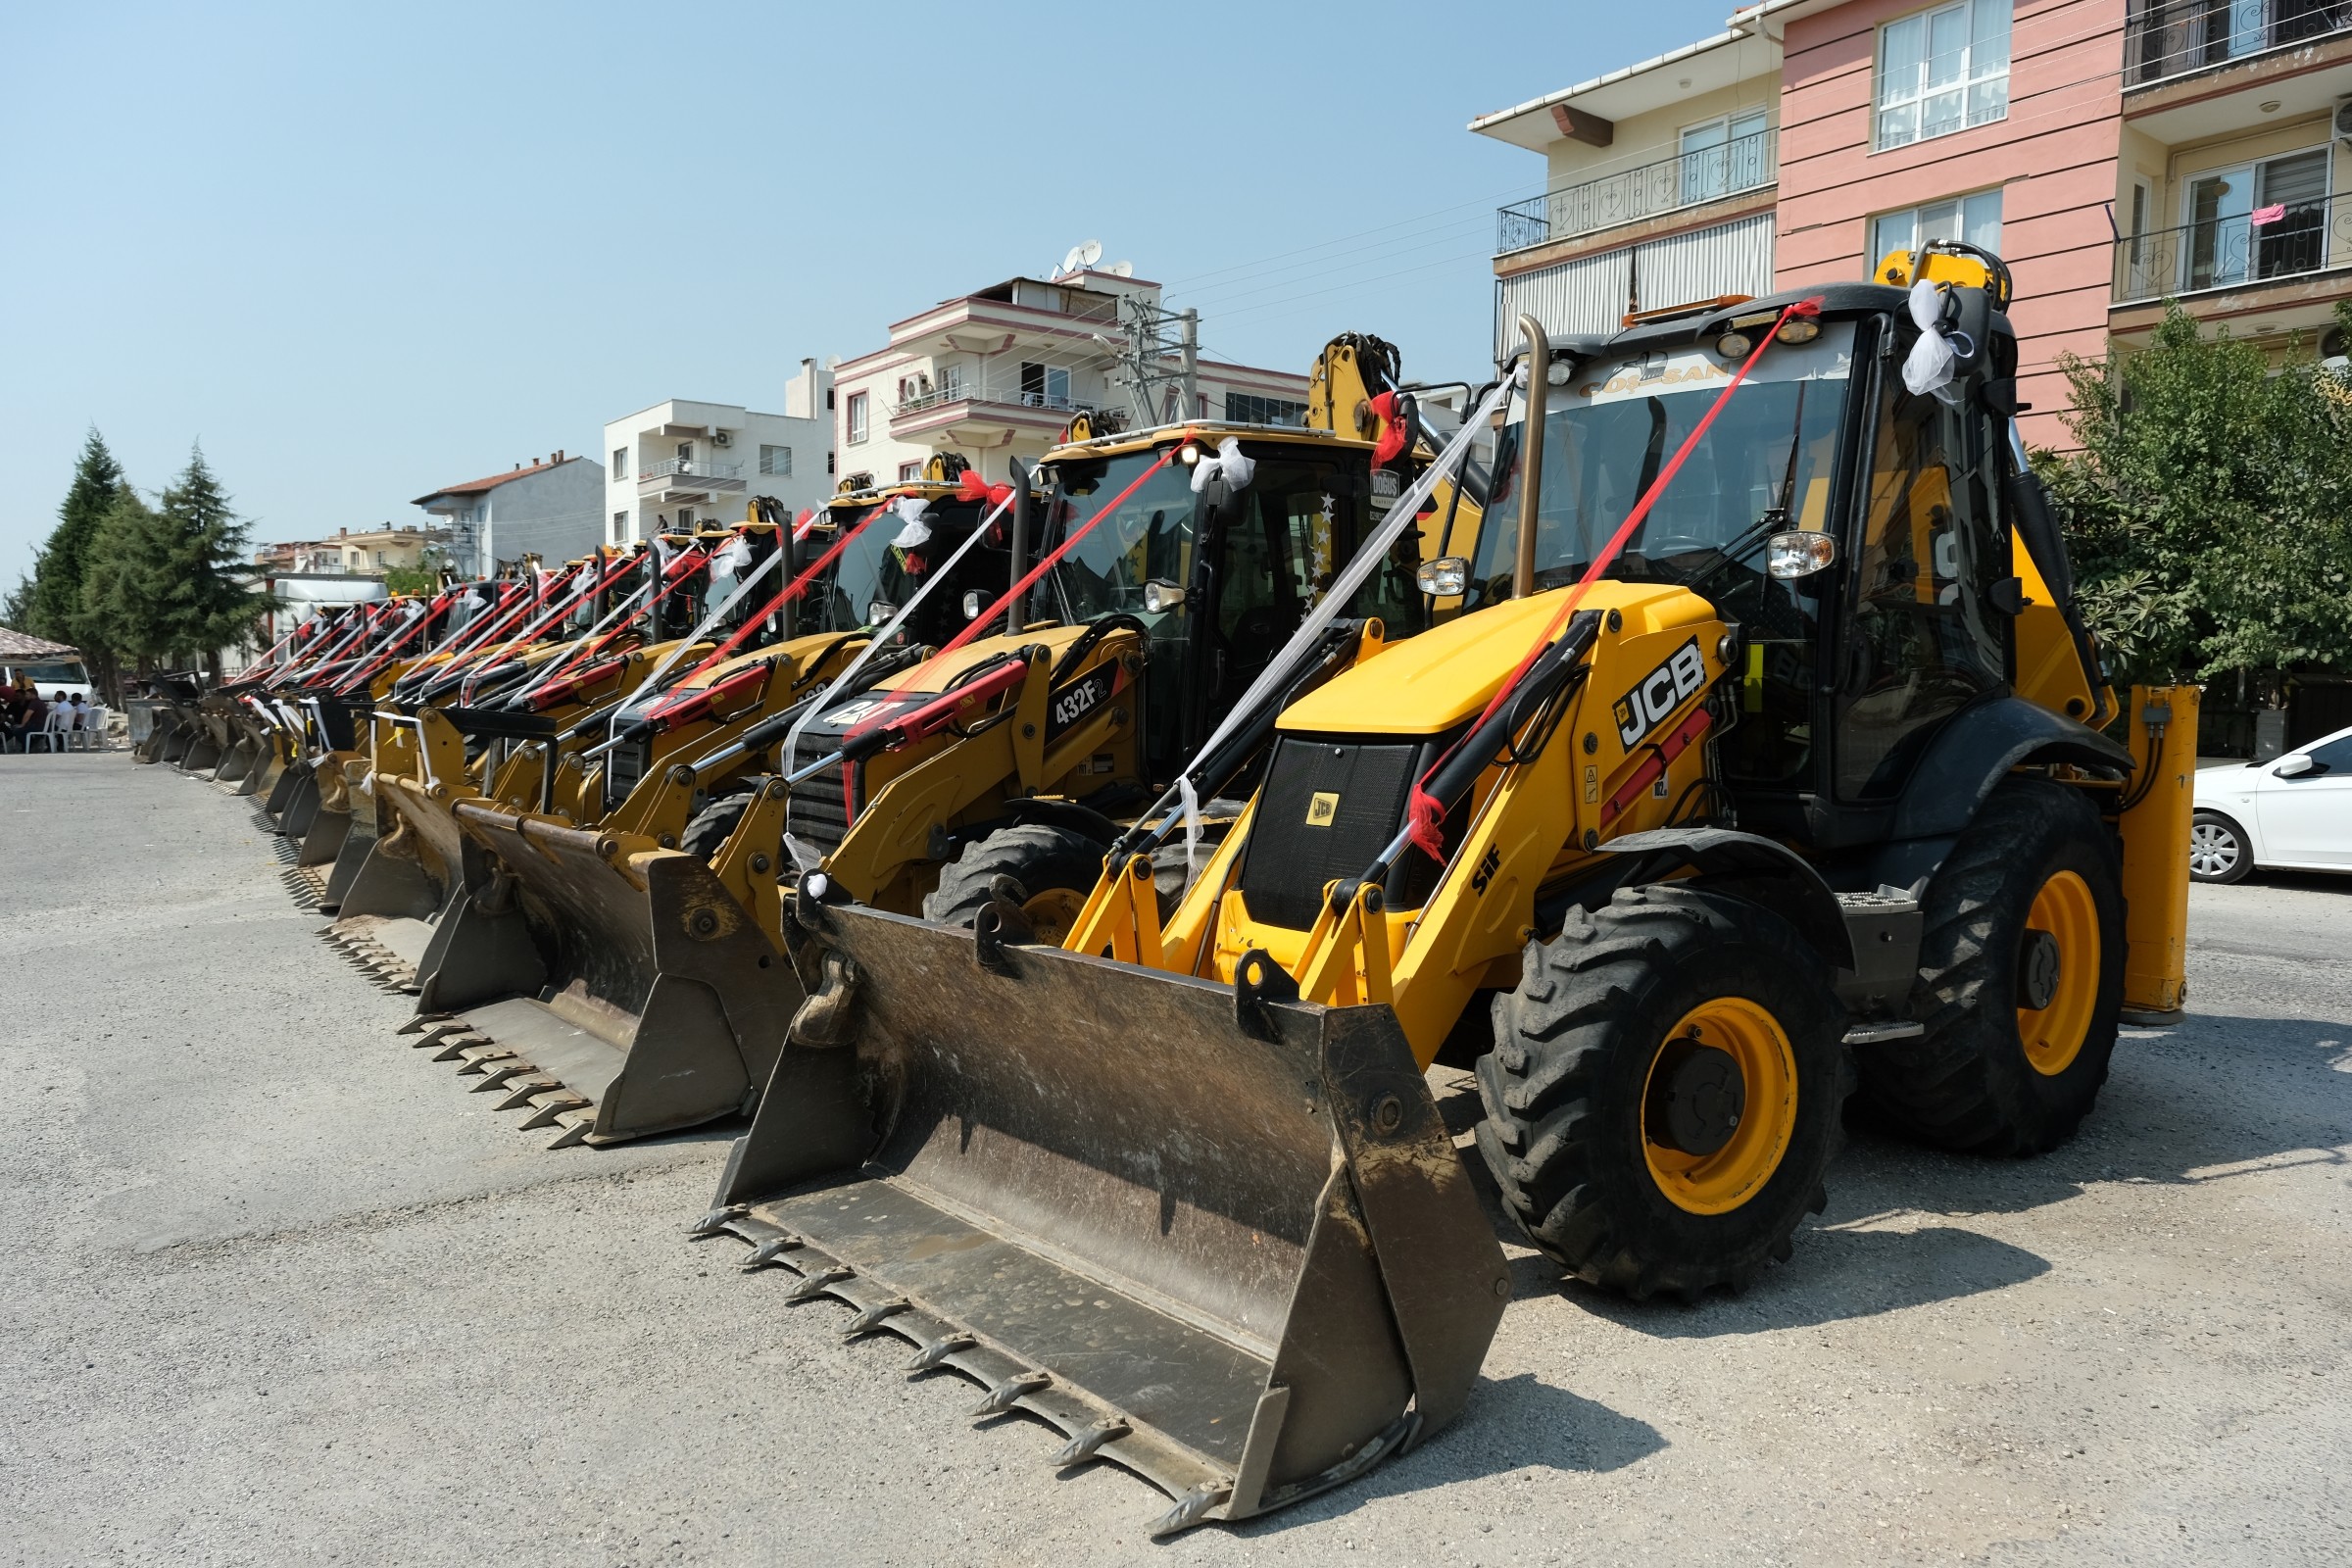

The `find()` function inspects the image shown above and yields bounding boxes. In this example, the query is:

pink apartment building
[1476,0,2352,446]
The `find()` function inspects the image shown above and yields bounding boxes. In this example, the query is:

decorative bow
[956,470,1014,508]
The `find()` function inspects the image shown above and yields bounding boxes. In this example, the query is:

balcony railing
[889,382,1096,418]
[1495,128,1777,254]
[637,457,743,484]
[2127,0,2351,86]
[2115,192,2352,301]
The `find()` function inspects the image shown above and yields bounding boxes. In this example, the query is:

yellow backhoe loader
[394,336,1479,1151]
[695,245,2196,1535]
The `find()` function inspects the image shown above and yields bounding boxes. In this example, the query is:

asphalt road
[4,753,2348,1566]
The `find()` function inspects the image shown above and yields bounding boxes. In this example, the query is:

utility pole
[1105,298,1203,427]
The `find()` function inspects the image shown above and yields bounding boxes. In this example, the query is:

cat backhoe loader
[695,245,2196,1535]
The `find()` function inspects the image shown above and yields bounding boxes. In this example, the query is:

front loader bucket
[321,772,469,989]
[700,902,1509,1537]
[402,804,802,1148]
[180,713,223,773]
[215,726,257,784]
[243,732,288,800]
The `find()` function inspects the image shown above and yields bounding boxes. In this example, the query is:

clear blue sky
[0,0,1731,583]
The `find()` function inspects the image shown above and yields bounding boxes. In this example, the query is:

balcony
[636,457,746,504]
[1495,128,1777,256]
[888,380,1099,422]
[2127,0,2351,87]
[2114,191,2352,301]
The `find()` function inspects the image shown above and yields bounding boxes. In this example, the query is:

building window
[1872,188,2003,269]
[827,451,836,474]
[1227,393,1308,426]
[677,508,696,529]
[898,461,922,482]
[675,439,694,464]
[1679,109,1771,206]
[2181,148,2330,291]
[1018,363,1071,408]
[760,444,793,476]
[612,447,627,480]
[937,362,965,399]
[613,510,628,540]
[1876,0,2011,151]
[847,391,869,444]
[825,388,836,410]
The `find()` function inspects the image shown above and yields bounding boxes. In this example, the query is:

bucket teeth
[411,1022,469,1051]
[785,1265,855,1303]
[546,1110,598,1151]
[741,1235,805,1270]
[430,1034,490,1061]
[688,1203,751,1238]
[453,1048,517,1076]
[1049,1417,1133,1469]
[905,1333,977,1374]
[469,1060,541,1092]
[493,1075,561,1109]
[1147,1485,1232,1540]
[970,1370,1052,1419]
[841,1298,911,1338]
[398,1013,453,1037]
[516,1092,591,1129]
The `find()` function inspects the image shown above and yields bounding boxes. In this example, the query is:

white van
[3,656,94,704]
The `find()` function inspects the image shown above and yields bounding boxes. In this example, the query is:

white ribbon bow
[1189,436,1257,495]
[890,497,933,549]
[1902,279,1958,401]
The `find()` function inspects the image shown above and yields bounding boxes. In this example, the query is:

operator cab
[1480,245,2056,851]
[1037,421,1427,785]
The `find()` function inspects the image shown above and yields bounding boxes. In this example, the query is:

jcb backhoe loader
[321,520,757,981]
[398,336,1476,1152]
[695,245,2197,1535]
[380,468,1033,1146]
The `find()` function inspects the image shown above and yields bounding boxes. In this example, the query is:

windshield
[1474,326,1853,611]
[1477,325,1855,789]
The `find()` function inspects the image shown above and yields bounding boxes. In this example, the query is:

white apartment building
[412,453,606,575]
[829,268,1313,488]
[603,362,834,545]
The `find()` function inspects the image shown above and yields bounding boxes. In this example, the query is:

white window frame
[611,447,627,480]
[846,391,869,445]
[897,461,922,482]
[1678,108,1771,206]
[1870,187,2005,269]
[1018,362,1072,409]
[612,510,628,541]
[1875,0,2012,153]
[936,362,965,399]
[760,444,793,477]
[2180,144,2333,291]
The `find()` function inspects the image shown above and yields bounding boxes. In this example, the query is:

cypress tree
[150,446,274,678]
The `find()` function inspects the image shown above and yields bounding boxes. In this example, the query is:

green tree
[77,484,170,691]
[382,545,451,598]
[25,428,126,633]
[2038,302,2352,699]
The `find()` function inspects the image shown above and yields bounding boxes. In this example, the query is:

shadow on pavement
[1427,1009,2350,1338]
[1234,1372,1667,1536]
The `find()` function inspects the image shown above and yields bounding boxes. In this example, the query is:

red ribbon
[1369,391,1409,466]
[666,502,892,688]
[956,470,1014,509]
[1403,297,1824,859]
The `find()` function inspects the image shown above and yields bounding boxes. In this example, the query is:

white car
[2191,723,2352,883]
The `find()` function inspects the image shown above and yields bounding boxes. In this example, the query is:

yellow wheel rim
[2017,868,2099,1077]
[1641,997,1797,1216]
[1019,887,1089,948]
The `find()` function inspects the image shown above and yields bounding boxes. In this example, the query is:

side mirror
[2274,753,2316,778]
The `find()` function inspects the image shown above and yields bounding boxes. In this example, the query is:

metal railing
[1495,128,1777,254]
[2115,192,2352,301]
[637,457,744,486]
[888,382,1095,417]
[2126,0,2350,86]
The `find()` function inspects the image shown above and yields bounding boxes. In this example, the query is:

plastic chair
[24,708,70,754]
[68,706,105,751]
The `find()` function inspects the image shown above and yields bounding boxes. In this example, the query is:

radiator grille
[603,739,650,812]
[786,735,857,857]
[1238,737,1425,933]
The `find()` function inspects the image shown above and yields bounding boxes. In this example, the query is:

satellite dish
[823,355,843,370]
[1108,260,1134,277]
[1059,239,1103,275]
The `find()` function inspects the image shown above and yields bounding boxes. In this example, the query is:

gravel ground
[3,753,2347,1567]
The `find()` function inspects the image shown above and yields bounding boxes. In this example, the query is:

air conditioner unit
[2336,96,2352,139]
[710,429,733,448]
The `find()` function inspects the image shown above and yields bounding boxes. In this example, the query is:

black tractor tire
[1855,778,2125,1154]
[922,823,1112,943]
[2189,808,2253,885]
[1474,884,1850,1301]
[679,790,757,861]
